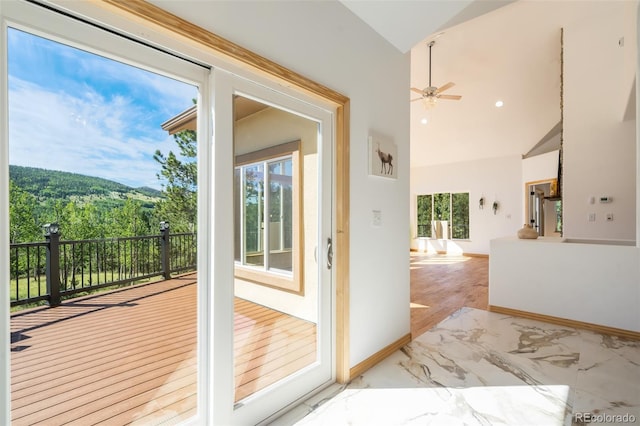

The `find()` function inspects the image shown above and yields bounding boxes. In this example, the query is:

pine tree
[153,129,197,233]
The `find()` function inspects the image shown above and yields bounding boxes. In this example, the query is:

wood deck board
[11,336,193,390]
[10,273,317,425]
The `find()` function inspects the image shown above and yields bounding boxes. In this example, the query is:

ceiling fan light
[422,96,437,109]
[495,100,504,107]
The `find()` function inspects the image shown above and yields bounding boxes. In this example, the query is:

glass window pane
[416,194,432,237]
[268,159,293,271]
[232,95,316,404]
[234,168,241,262]
[282,159,293,250]
[244,164,264,266]
[452,192,470,239]
[7,27,200,424]
[433,193,450,221]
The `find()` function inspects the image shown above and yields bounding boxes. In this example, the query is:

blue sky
[8,28,198,190]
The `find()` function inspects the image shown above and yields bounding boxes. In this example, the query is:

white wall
[148,0,411,367]
[490,238,640,333]
[411,155,522,255]
[563,1,637,242]
[489,1,640,336]
[522,150,559,189]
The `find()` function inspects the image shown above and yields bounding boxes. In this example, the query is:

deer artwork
[376,143,393,175]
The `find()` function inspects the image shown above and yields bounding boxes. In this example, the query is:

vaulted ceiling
[342,0,628,168]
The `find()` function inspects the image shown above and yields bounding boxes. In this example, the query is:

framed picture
[368,136,397,179]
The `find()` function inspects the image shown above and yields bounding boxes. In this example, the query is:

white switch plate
[588,213,596,222]
[372,210,382,227]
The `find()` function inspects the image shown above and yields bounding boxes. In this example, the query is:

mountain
[136,186,163,198]
[9,165,163,208]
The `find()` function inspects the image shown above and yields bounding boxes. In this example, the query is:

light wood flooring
[410,252,489,338]
[10,273,316,425]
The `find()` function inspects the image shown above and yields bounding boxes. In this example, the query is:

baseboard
[349,333,412,380]
[488,305,640,340]
[462,252,489,258]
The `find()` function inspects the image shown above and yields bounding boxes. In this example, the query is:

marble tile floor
[273,307,640,426]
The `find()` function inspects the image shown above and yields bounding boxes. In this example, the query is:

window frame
[234,140,303,294]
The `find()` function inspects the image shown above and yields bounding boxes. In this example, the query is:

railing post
[44,223,61,307]
[160,221,171,280]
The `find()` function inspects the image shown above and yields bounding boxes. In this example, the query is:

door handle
[326,237,333,270]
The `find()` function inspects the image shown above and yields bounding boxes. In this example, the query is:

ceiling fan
[411,40,461,108]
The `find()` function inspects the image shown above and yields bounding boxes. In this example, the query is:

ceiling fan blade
[410,87,424,95]
[435,82,455,94]
[410,98,423,102]
[439,94,462,100]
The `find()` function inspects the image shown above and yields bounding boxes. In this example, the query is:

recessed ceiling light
[421,117,428,124]
[495,100,504,107]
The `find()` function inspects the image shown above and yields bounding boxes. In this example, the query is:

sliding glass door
[212,70,334,425]
[1,2,335,424]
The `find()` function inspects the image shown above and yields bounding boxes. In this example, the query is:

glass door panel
[233,95,319,402]
[1,3,207,423]
[213,68,333,424]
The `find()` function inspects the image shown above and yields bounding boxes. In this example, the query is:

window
[451,193,470,239]
[416,192,470,240]
[234,141,301,293]
[416,194,432,238]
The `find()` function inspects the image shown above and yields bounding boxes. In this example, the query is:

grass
[9,272,166,313]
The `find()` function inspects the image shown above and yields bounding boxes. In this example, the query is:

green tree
[433,193,450,221]
[9,180,42,283]
[107,198,152,237]
[58,201,104,240]
[451,192,469,239]
[154,129,197,232]
[416,194,432,238]
[9,179,41,243]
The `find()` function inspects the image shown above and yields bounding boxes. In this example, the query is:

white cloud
[8,76,184,189]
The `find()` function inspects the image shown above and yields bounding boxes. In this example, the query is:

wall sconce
[43,223,60,237]
[479,197,485,209]
[160,221,170,232]
[492,201,499,215]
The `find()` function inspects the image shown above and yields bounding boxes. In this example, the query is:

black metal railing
[9,224,196,308]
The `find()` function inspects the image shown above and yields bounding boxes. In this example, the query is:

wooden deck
[10,273,316,425]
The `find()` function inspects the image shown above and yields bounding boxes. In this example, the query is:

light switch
[372,210,382,227]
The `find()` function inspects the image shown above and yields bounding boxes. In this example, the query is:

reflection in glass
[268,159,293,272]
[244,164,264,266]
[232,94,318,403]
